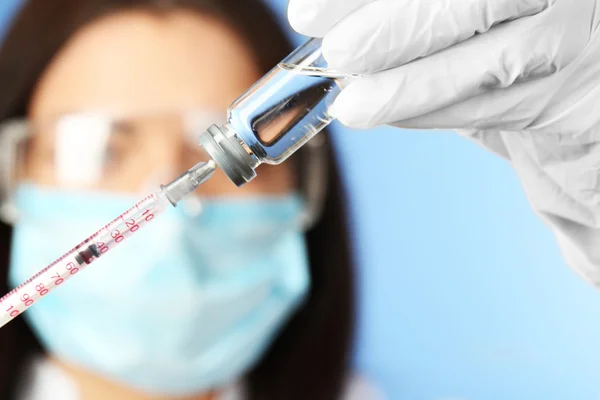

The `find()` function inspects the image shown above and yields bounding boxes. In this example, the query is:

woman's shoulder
[23,358,386,400]
[220,374,386,400]
[342,373,387,400]
[18,357,79,400]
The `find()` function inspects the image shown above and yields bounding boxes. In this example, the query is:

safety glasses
[0,110,328,229]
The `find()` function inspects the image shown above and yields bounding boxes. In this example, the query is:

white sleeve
[18,358,79,400]
[218,374,386,400]
[343,374,387,400]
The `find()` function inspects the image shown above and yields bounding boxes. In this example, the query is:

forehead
[29,9,261,119]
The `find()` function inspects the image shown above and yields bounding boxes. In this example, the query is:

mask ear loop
[298,133,328,231]
[0,120,30,225]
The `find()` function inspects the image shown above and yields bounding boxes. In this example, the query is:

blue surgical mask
[9,184,310,396]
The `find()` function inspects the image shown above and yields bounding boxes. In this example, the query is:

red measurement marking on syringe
[142,209,155,221]
[65,262,79,275]
[51,272,64,286]
[96,242,110,254]
[20,293,33,307]
[6,305,18,317]
[125,219,140,232]
[34,283,48,296]
[111,229,125,243]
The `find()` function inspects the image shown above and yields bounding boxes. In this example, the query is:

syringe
[0,160,216,328]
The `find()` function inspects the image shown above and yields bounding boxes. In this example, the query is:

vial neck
[198,124,259,187]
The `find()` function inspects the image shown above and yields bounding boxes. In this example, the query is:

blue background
[4,1,600,398]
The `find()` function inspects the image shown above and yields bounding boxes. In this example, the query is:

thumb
[287,0,375,38]
[322,0,554,74]
[329,0,590,129]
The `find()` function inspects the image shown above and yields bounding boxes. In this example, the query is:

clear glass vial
[197,38,352,186]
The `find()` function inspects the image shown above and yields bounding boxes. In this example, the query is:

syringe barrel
[0,192,170,328]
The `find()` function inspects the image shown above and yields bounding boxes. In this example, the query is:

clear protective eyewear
[0,111,328,228]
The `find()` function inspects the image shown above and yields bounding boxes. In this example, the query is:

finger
[394,79,556,132]
[395,33,600,133]
[322,0,555,73]
[287,0,375,38]
[329,1,589,129]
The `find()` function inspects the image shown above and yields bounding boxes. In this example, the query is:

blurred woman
[0,1,361,399]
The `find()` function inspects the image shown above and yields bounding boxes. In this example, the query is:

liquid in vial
[227,63,351,163]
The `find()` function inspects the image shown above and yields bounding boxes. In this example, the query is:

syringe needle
[161,160,217,206]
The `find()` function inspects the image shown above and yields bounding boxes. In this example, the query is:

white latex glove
[289,0,600,285]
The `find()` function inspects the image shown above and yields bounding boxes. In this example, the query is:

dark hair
[0,1,355,399]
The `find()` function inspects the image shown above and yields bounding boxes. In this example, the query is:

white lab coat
[18,358,385,400]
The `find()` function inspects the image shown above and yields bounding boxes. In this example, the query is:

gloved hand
[288,0,600,285]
